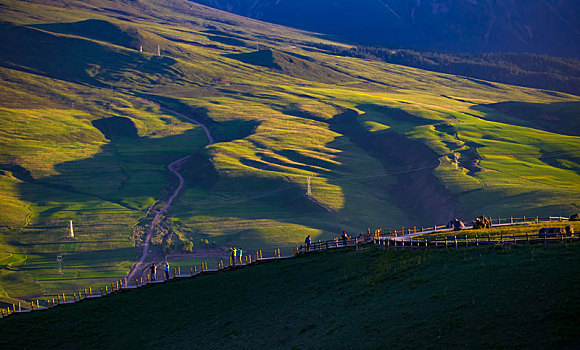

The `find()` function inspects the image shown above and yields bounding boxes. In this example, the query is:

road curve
[126,105,214,282]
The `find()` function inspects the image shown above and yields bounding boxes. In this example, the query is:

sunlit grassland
[0,71,208,304]
[0,0,579,304]
[165,94,409,249]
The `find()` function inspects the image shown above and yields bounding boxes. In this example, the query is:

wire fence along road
[1,215,576,319]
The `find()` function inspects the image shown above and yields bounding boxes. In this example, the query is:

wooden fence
[375,232,578,250]
[373,215,569,236]
[0,248,285,319]
[0,214,574,319]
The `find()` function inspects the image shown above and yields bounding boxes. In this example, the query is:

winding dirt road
[126,105,214,282]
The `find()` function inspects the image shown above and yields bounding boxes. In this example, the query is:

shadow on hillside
[325,106,459,226]
[0,23,180,88]
[16,116,206,216]
[175,103,464,251]
[470,101,580,137]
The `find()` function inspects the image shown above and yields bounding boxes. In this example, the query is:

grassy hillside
[0,0,578,304]
[1,243,579,349]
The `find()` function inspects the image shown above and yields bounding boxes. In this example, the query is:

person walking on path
[150,263,157,282]
[305,235,312,251]
[341,231,348,247]
[238,247,243,264]
[164,261,170,280]
[230,246,237,265]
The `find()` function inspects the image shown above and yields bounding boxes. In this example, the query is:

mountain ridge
[190,0,580,58]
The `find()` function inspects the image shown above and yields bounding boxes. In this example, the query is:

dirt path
[126,105,214,282]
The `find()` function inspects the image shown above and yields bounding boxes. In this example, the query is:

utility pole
[57,255,63,274]
[306,175,312,196]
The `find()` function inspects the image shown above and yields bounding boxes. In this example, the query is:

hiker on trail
[238,247,243,264]
[341,231,348,247]
[150,263,157,282]
[305,235,311,251]
[164,261,170,280]
[230,246,237,265]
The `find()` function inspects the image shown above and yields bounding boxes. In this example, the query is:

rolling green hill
[0,0,578,304]
[1,243,579,349]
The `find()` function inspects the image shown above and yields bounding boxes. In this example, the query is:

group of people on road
[148,261,171,282]
[304,230,350,251]
[229,246,243,265]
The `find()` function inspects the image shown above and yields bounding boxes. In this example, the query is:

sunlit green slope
[0,0,578,303]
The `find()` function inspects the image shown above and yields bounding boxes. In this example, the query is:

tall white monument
[69,220,74,238]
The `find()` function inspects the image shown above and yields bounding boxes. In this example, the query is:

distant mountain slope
[190,0,580,58]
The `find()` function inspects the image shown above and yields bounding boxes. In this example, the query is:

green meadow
[0,0,578,304]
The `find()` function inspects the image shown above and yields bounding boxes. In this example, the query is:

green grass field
[0,0,578,303]
[1,243,579,349]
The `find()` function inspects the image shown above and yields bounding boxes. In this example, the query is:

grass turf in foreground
[1,243,579,349]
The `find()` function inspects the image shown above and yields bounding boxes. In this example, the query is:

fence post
[488,234,491,245]
[500,233,503,245]
[544,234,547,246]
[510,216,513,224]
[526,232,529,244]
[513,233,516,243]
[465,235,468,247]
[445,236,448,248]
[523,215,526,222]
[475,235,479,246]
[454,236,458,251]
[498,217,501,225]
